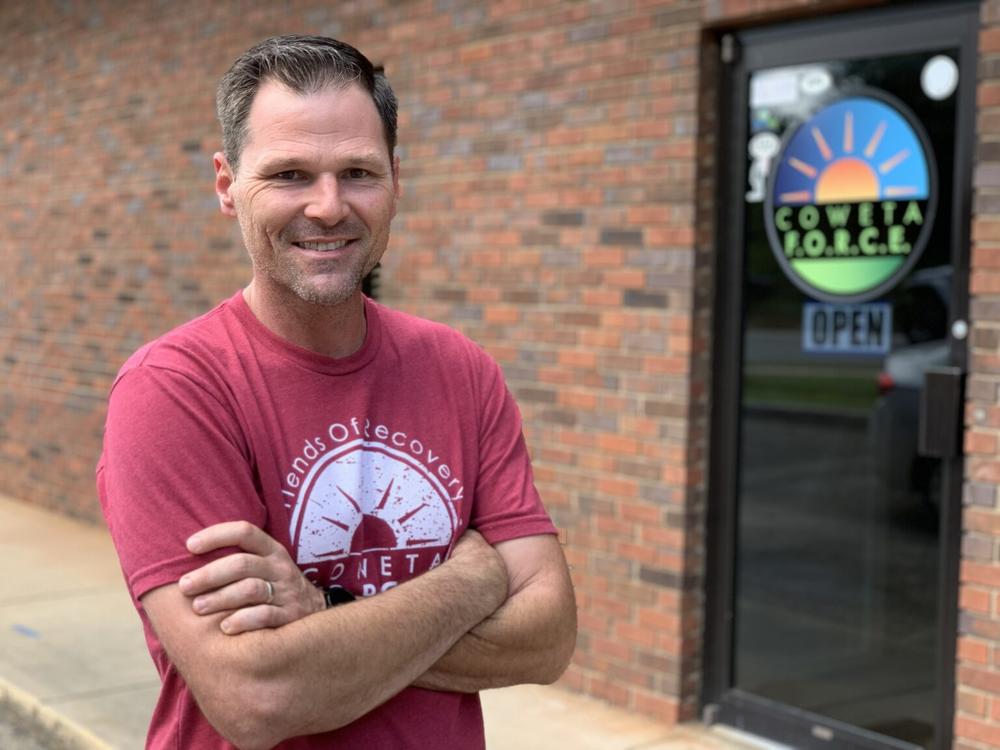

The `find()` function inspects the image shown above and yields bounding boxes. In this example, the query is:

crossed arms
[141,522,576,750]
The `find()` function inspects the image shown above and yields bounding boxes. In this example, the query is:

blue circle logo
[764,92,937,302]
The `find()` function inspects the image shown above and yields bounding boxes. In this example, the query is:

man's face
[214,80,399,308]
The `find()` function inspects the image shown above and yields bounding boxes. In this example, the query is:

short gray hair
[216,35,398,172]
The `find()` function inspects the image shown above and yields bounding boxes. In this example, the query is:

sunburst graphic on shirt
[289,441,457,566]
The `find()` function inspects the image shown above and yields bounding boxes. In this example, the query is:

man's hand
[178,523,507,637]
[413,534,576,693]
[142,524,509,748]
[178,521,325,634]
[176,521,572,695]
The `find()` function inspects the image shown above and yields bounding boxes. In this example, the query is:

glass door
[706,4,978,750]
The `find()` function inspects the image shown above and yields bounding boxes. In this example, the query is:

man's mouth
[294,240,351,252]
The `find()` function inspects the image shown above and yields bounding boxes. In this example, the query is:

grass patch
[744,371,877,411]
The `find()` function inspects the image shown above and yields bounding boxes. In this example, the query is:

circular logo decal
[764,91,937,303]
[291,441,456,565]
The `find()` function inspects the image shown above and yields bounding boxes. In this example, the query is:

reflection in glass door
[708,5,977,750]
[736,50,956,749]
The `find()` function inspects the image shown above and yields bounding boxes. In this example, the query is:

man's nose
[303,175,349,225]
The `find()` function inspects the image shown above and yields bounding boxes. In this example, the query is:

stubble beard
[284,255,367,307]
[248,224,387,308]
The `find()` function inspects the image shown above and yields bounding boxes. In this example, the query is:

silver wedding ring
[264,580,275,605]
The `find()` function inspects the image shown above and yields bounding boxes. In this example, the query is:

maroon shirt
[98,292,555,749]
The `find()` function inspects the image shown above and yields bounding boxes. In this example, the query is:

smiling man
[97,36,576,750]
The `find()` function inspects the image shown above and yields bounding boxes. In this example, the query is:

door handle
[918,366,965,459]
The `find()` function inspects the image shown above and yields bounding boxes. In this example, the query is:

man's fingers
[219,604,289,635]
[190,577,273,615]
[180,523,325,634]
[179,552,264,596]
[186,520,275,556]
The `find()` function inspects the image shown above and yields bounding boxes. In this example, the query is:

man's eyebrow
[254,157,303,175]
[342,152,390,170]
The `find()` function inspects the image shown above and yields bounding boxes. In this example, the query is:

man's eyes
[269,168,373,181]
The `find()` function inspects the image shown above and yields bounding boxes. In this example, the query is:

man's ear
[390,155,401,219]
[213,152,237,217]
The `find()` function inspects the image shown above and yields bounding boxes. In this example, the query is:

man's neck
[242,282,367,359]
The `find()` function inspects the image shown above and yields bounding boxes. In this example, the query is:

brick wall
[4,0,1000,743]
[0,0,712,720]
[0,2,252,520]
[961,2,1000,748]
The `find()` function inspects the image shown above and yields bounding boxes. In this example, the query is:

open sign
[802,302,892,355]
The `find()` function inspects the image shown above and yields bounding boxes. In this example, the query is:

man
[98,35,576,750]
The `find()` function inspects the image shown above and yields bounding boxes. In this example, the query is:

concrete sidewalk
[0,494,773,749]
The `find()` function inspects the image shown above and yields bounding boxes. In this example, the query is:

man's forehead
[242,80,389,160]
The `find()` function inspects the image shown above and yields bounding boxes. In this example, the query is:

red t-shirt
[97,292,556,749]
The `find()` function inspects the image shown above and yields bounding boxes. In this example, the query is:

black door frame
[703,3,979,749]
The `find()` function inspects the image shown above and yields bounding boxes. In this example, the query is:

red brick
[981,83,1000,109]
[621,503,663,525]
[558,350,599,368]
[957,688,988,717]
[955,715,1000,748]
[614,621,658,649]
[960,665,1000,695]
[983,27,1000,54]
[962,586,993,615]
[968,431,1000,455]
[959,636,992,666]
[598,433,642,455]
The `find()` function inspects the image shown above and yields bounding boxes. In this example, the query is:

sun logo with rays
[764,93,936,303]
[289,440,458,594]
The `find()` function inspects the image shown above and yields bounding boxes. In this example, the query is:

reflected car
[869,266,951,514]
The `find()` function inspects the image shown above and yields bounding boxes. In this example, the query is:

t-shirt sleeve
[467,354,557,545]
[98,363,266,602]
